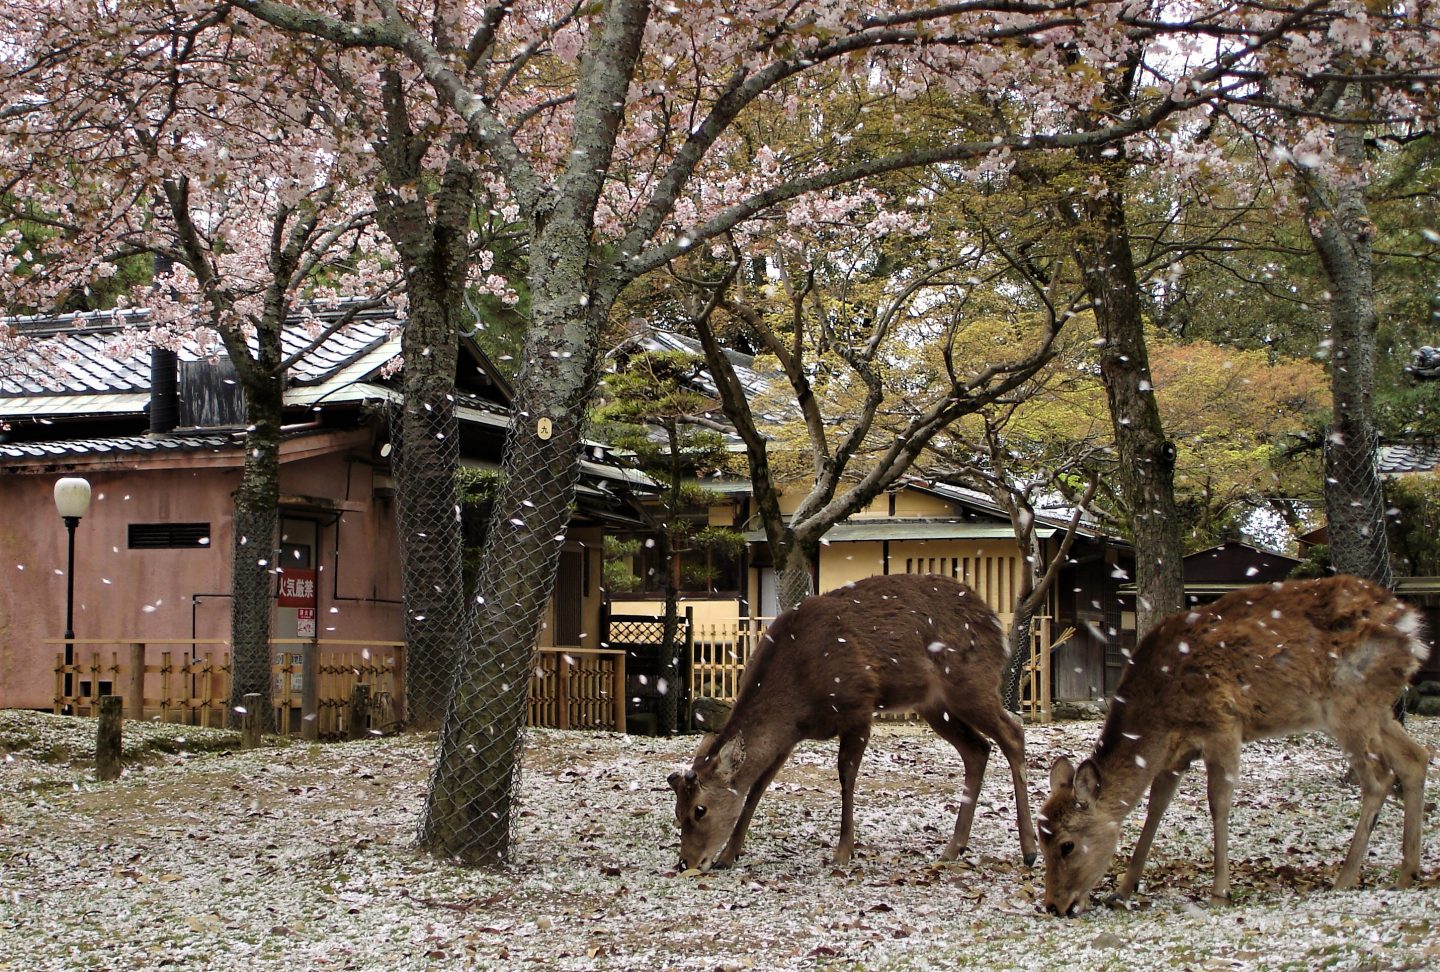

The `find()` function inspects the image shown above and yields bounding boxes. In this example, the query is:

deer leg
[834,727,871,865]
[1379,719,1429,888]
[970,705,1039,866]
[1330,722,1411,887]
[922,712,990,860]
[1204,751,1239,904]
[716,748,792,868]
[1115,766,1185,900]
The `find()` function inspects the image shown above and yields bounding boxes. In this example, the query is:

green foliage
[1288,543,1331,579]
[594,350,746,592]
[1386,475,1440,577]
[456,466,503,506]
[601,536,643,594]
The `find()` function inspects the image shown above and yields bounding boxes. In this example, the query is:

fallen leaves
[1,713,1439,971]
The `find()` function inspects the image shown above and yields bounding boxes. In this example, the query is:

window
[127,522,211,549]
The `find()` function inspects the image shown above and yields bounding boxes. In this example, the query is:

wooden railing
[50,638,403,739]
[686,617,770,702]
[529,648,626,732]
[677,614,1061,723]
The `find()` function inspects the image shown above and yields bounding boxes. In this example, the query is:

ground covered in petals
[2,709,1438,971]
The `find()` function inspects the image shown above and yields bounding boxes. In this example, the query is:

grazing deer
[667,572,1038,872]
[1039,575,1430,915]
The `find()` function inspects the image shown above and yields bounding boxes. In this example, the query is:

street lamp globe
[54,477,92,520]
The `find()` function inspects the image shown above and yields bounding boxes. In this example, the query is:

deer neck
[715,704,797,788]
[1090,718,1172,818]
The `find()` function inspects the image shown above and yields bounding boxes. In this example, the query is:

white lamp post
[54,477,91,713]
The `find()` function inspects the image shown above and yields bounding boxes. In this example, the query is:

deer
[667,572,1038,872]
[1039,575,1431,916]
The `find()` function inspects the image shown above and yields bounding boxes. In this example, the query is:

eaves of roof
[742,520,1035,543]
[0,391,149,418]
[1378,442,1440,476]
[0,427,360,469]
[0,432,238,466]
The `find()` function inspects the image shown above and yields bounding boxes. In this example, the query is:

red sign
[277,569,317,607]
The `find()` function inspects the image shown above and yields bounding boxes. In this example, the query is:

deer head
[667,731,748,871]
[1039,756,1121,916]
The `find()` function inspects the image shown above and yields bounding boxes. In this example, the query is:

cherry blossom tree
[0,2,396,729]
[208,0,1440,864]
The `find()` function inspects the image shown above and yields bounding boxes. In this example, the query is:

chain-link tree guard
[776,557,815,615]
[417,343,595,865]
[1324,428,1394,590]
[390,395,468,730]
[1001,606,1037,714]
[229,418,282,734]
[229,501,278,732]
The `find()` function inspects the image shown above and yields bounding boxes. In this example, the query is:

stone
[690,696,733,731]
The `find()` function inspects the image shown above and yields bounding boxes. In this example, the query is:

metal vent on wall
[127,522,212,549]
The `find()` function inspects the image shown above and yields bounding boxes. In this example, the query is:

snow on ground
[2,709,1439,971]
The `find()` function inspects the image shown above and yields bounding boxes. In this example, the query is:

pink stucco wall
[0,429,403,709]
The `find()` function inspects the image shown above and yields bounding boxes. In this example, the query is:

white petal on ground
[1,711,1437,970]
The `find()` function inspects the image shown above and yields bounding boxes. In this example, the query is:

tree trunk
[416,0,672,861]
[393,271,466,730]
[1001,523,1045,711]
[417,219,611,864]
[775,546,815,614]
[1300,84,1393,589]
[1063,159,1185,635]
[1003,598,1039,713]
[228,372,283,731]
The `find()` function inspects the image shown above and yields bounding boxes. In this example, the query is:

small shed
[1181,541,1303,601]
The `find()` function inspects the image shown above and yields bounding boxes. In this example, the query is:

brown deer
[667,572,1038,872]
[1039,575,1430,915]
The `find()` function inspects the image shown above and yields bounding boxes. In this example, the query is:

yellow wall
[606,598,744,628]
[817,539,1027,618]
[813,489,964,520]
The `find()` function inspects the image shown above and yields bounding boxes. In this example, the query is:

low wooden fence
[689,617,771,702]
[51,638,402,739]
[528,648,626,732]
[677,614,1062,724]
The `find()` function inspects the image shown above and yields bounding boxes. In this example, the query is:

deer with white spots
[667,572,1038,872]
[1039,575,1431,916]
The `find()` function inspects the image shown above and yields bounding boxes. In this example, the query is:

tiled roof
[1378,441,1440,475]
[1,303,399,416]
[0,432,236,460]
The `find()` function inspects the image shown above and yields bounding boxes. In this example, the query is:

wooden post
[127,643,146,721]
[301,640,319,741]
[348,683,371,741]
[680,606,694,731]
[613,649,627,734]
[96,695,123,782]
[241,692,262,749]
[160,650,173,724]
[557,653,571,731]
[1040,616,1053,724]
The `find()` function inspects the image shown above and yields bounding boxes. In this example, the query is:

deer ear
[711,732,746,782]
[1074,759,1101,807]
[1049,757,1076,793]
